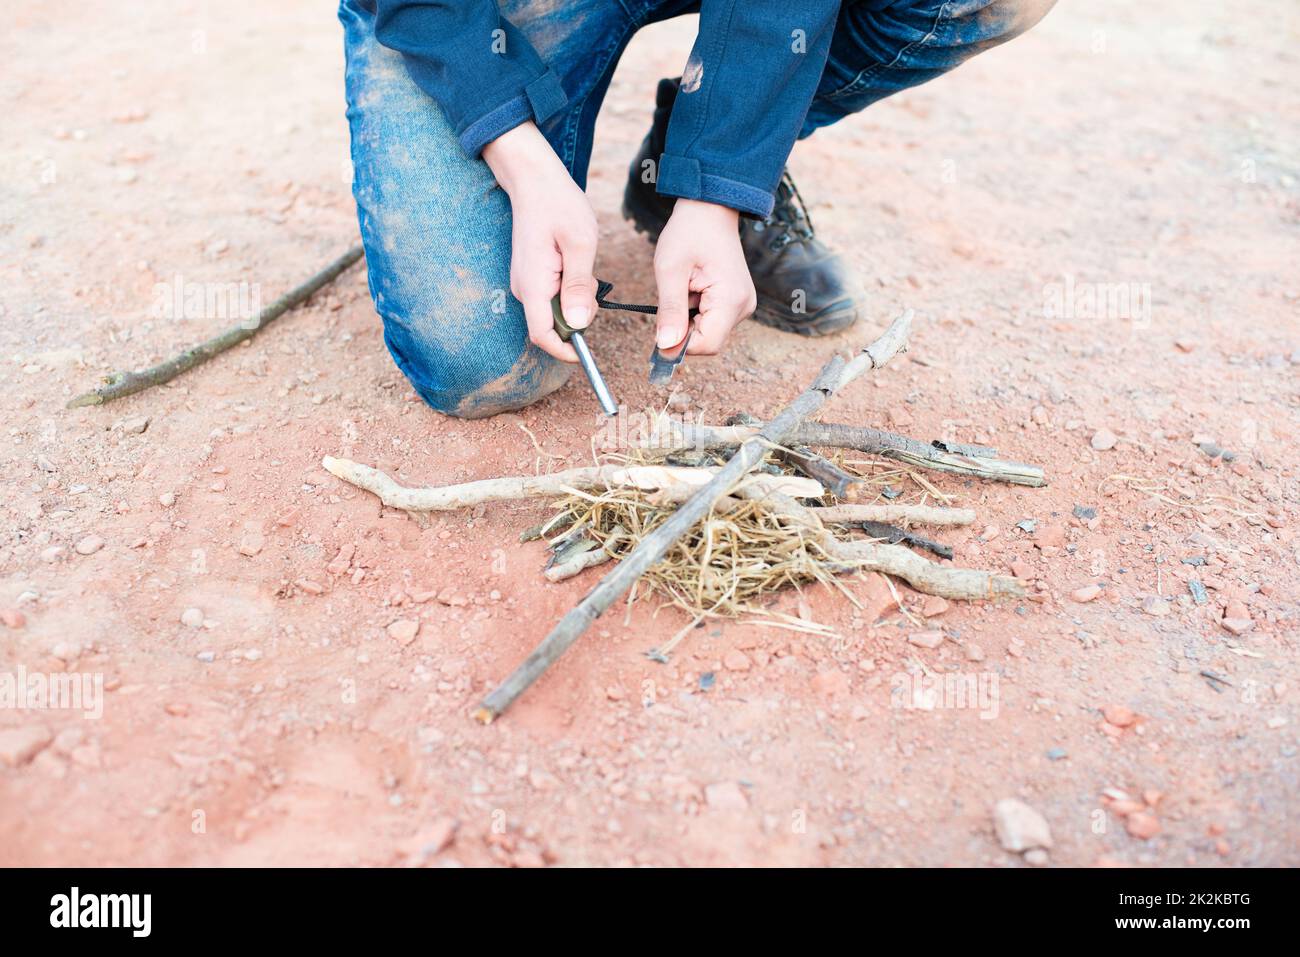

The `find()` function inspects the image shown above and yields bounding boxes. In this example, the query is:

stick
[740,489,1019,600]
[725,412,859,497]
[779,445,860,498]
[67,245,364,408]
[829,539,1013,596]
[544,547,614,582]
[544,527,625,582]
[812,503,975,526]
[321,458,823,511]
[643,489,975,528]
[472,311,914,723]
[848,520,953,560]
[644,420,1046,487]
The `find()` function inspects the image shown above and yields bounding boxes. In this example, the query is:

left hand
[653,199,756,357]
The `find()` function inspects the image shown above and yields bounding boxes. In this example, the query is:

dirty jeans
[340,0,1054,418]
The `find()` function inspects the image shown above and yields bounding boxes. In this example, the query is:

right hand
[483,121,598,363]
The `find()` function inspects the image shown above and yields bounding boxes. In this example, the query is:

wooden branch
[644,420,1046,487]
[848,520,954,560]
[742,489,1019,601]
[545,547,614,582]
[829,539,1019,599]
[643,489,975,528]
[321,458,823,511]
[780,446,860,498]
[67,245,364,408]
[812,504,975,526]
[472,311,914,723]
[544,528,625,582]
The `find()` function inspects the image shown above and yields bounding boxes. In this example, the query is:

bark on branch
[321,458,823,511]
[642,420,1046,487]
[643,487,975,527]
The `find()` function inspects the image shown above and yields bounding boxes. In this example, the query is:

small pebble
[1090,428,1118,451]
[920,596,950,618]
[723,650,751,672]
[388,619,420,645]
[1141,596,1171,617]
[993,799,1053,852]
[907,630,945,649]
[1126,812,1161,840]
[1103,705,1136,727]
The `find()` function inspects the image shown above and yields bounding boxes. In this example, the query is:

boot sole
[752,298,860,337]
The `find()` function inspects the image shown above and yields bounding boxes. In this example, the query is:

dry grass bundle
[537,448,950,637]
[549,483,851,613]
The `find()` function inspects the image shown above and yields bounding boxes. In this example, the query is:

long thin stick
[813,503,975,526]
[67,245,364,408]
[473,311,914,723]
[644,488,975,527]
[644,420,1046,487]
[321,458,822,510]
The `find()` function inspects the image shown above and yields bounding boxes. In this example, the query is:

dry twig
[68,245,364,408]
[643,420,1045,487]
[321,458,822,510]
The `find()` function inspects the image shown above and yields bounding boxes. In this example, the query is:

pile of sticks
[322,312,1047,722]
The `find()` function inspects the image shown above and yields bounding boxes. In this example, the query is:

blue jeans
[340,0,1054,418]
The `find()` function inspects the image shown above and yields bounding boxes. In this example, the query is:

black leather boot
[622,78,864,337]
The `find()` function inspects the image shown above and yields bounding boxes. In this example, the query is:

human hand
[483,122,598,363]
[652,199,756,358]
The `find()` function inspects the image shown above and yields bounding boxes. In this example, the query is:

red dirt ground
[1,1,1297,866]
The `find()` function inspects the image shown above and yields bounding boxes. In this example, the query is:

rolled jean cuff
[655,153,775,219]
[457,70,568,157]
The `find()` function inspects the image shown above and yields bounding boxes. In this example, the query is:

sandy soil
[1,0,1297,867]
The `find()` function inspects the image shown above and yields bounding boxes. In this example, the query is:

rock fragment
[993,799,1053,852]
